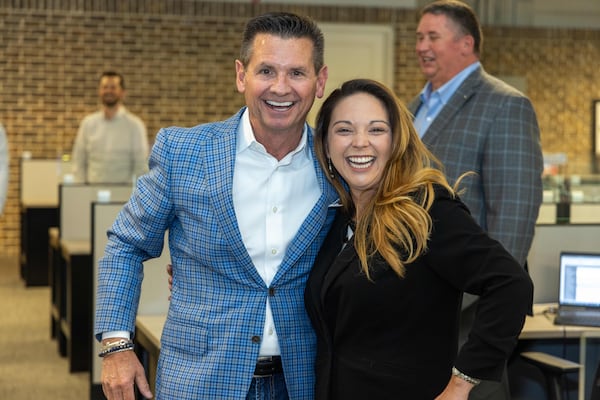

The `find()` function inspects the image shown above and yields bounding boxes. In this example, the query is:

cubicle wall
[536,203,600,224]
[527,224,600,303]
[19,158,70,285]
[570,204,600,223]
[59,183,133,241]
[90,202,171,396]
[50,183,135,372]
[20,158,66,206]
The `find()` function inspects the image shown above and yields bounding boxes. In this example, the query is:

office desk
[48,227,62,344]
[59,239,92,372]
[521,304,600,400]
[20,203,58,286]
[135,315,166,396]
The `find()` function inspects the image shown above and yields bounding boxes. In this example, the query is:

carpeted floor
[0,255,89,399]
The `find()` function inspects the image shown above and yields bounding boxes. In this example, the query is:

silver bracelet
[452,366,481,386]
[98,339,134,358]
[99,344,134,358]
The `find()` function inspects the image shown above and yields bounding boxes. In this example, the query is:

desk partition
[20,158,65,205]
[59,183,133,241]
[90,202,170,399]
[570,204,600,224]
[19,158,65,286]
[50,183,133,372]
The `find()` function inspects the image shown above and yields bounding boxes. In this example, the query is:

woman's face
[326,92,392,204]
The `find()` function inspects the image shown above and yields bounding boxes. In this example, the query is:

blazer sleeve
[424,190,533,381]
[95,127,175,339]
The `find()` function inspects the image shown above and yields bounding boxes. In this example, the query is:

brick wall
[1,0,599,255]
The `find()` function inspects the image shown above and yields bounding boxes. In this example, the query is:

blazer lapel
[204,109,261,282]
[275,129,339,278]
[303,210,347,327]
[421,67,483,145]
[319,239,359,304]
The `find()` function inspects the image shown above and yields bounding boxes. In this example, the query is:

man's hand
[101,348,153,400]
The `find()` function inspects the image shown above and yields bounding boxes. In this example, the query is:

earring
[327,158,335,179]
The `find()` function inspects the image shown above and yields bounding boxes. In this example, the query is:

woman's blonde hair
[314,78,458,279]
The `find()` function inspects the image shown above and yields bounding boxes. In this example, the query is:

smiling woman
[304,78,534,400]
[324,91,392,219]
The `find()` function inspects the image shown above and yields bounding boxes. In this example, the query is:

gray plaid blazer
[408,66,543,267]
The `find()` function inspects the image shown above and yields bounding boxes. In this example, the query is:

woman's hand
[434,375,474,400]
[166,264,173,300]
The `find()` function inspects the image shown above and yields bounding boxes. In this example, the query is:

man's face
[98,76,125,108]
[235,33,328,140]
[415,13,472,90]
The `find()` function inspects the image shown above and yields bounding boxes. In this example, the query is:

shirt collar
[237,108,310,164]
[419,61,481,105]
[103,105,127,120]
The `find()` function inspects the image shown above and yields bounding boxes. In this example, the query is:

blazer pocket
[161,319,209,357]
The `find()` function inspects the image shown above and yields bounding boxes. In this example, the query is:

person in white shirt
[71,71,149,184]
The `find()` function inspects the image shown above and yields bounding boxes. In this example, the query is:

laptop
[554,252,600,328]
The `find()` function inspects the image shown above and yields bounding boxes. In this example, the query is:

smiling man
[95,12,338,400]
[71,71,149,184]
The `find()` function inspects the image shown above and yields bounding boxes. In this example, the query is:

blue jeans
[246,372,289,400]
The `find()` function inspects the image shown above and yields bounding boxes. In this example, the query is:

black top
[304,187,533,400]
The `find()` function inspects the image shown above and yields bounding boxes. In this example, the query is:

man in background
[408,1,543,399]
[71,71,149,184]
[0,123,8,214]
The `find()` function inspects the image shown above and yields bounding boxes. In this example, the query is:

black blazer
[304,188,533,400]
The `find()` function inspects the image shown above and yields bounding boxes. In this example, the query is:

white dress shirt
[234,109,320,356]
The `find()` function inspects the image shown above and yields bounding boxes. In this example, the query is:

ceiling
[219,0,600,29]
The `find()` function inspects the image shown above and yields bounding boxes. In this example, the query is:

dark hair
[240,12,325,73]
[99,71,125,89]
[421,0,483,56]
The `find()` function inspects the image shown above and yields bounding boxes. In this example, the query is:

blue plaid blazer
[95,107,338,399]
[408,67,543,267]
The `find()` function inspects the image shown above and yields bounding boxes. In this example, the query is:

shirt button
[251,335,261,344]
[269,287,275,296]
[271,249,277,255]
[268,327,274,335]
[272,206,278,213]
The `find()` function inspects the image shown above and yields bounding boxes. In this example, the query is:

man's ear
[462,35,475,54]
[235,60,246,94]
[315,65,328,99]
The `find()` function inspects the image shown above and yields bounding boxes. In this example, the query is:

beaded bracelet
[98,339,135,358]
[452,367,481,386]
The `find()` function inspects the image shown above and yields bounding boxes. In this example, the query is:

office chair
[521,351,600,400]
[591,361,600,400]
[521,352,580,400]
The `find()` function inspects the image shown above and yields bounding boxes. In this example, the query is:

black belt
[253,356,283,377]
